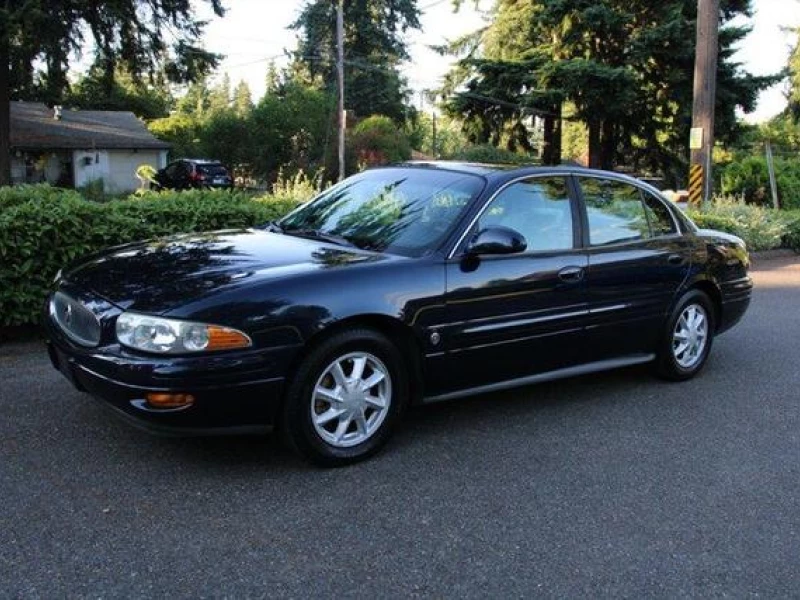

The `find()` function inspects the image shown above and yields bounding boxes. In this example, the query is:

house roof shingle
[10,101,170,150]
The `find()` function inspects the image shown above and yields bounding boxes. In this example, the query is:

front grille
[50,291,102,347]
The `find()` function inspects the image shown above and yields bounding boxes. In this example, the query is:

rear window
[197,164,228,176]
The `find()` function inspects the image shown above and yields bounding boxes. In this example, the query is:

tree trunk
[600,119,616,171]
[588,121,601,168]
[542,115,555,165]
[552,104,562,165]
[0,33,10,187]
[542,105,564,165]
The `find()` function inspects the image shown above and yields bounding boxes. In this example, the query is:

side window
[165,163,179,177]
[643,192,677,236]
[580,177,649,246]
[477,177,574,252]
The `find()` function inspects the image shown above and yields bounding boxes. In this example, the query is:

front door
[436,175,589,394]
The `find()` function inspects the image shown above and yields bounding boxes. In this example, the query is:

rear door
[437,175,589,394]
[576,175,691,359]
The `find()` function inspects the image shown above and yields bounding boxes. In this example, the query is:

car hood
[63,229,391,314]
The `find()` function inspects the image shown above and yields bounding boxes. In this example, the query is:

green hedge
[687,198,800,252]
[0,185,300,326]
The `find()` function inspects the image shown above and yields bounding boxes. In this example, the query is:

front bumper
[45,318,300,434]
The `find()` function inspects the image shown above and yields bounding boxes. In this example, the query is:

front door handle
[667,254,684,265]
[558,266,585,283]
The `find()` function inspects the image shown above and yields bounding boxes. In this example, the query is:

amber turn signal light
[146,393,195,409]
[206,326,252,351]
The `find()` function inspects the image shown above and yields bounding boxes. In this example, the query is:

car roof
[177,158,223,165]
[400,160,660,189]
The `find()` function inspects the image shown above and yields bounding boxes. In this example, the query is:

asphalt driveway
[2,257,799,597]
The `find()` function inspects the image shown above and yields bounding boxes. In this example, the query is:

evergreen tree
[66,64,173,119]
[208,73,232,113]
[265,62,282,95]
[233,80,254,116]
[443,0,778,181]
[788,28,800,121]
[289,0,421,123]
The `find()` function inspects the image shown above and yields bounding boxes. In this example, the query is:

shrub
[783,211,800,251]
[349,115,412,168]
[270,169,326,203]
[687,196,794,251]
[0,184,84,209]
[0,186,301,327]
[78,178,107,202]
[721,156,800,209]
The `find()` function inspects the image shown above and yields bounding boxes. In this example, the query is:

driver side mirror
[467,226,527,256]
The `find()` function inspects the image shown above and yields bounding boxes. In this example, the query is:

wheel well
[689,280,723,330]
[277,315,425,421]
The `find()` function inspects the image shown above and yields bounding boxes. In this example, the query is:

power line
[420,0,449,10]
[456,91,560,118]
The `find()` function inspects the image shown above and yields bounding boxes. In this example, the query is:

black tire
[281,328,408,467]
[656,289,716,381]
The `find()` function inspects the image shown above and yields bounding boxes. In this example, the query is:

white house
[9,101,170,193]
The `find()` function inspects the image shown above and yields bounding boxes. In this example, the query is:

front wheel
[656,289,715,381]
[281,329,408,466]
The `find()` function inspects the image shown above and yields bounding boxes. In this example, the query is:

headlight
[116,312,252,354]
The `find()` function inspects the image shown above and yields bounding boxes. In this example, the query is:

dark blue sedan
[45,163,752,465]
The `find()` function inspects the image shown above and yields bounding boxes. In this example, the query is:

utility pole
[336,0,346,182]
[689,0,720,206]
[0,35,11,186]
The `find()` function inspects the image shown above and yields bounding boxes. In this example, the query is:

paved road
[2,258,800,597]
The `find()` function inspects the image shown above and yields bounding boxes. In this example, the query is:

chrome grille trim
[50,291,102,347]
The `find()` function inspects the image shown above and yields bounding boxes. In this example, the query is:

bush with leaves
[687,196,798,251]
[271,169,326,203]
[349,115,412,168]
[0,184,85,209]
[721,156,800,209]
[0,186,301,327]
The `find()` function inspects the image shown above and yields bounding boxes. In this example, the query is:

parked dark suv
[154,159,233,190]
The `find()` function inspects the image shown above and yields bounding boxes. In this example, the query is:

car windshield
[278,167,485,257]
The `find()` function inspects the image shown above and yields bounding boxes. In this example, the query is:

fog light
[146,393,195,409]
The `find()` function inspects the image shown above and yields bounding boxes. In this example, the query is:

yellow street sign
[690,127,704,150]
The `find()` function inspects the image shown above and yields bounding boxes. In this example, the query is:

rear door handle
[558,266,585,283]
[667,254,684,265]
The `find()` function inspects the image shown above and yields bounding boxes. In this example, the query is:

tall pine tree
[443,0,777,181]
[289,0,421,123]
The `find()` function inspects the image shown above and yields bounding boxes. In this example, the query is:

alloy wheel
[310,352,392,448]
[672,303,709,370]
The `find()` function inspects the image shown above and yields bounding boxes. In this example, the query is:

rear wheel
[281,328,407,466]
[656,289,715,381]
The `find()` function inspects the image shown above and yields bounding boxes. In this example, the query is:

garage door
[107,151,160,193]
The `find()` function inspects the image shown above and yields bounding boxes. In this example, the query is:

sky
[197,0,800,123]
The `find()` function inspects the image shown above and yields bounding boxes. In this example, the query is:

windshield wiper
[282,227,357,248]
[256,220,284,233]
